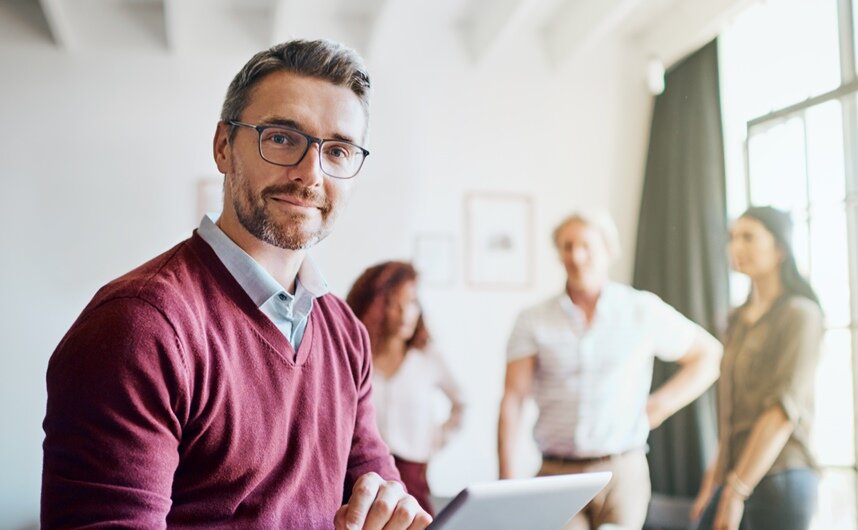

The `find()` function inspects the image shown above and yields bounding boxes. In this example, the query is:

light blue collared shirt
[197,214,328,351]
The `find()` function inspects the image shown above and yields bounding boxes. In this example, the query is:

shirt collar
[557,282,615,323]
[197,214,329,308]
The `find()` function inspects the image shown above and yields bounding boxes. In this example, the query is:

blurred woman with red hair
[347,261,464,516]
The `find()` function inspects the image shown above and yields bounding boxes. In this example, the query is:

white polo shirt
[507,282,700,458]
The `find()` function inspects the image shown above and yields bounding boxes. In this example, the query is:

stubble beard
[230,171,335,251]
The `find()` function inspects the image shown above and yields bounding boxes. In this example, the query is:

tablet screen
[428,472,611,530]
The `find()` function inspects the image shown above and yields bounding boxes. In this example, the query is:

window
[720,0,858,528]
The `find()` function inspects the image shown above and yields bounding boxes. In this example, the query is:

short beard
[232,179,333,251]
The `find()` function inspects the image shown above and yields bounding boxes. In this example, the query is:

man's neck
[566,282,604,323]
[216,215,305,294]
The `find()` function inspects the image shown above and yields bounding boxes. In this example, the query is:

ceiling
[0,0,755,68]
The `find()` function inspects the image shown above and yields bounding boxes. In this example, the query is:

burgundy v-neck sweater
[42,232,399,529]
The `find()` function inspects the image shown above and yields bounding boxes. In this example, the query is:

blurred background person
[347,261,465,516]
[693,206,824,530]
[499,210,722,530]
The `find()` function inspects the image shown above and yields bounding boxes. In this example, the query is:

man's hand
[335,472,433,530]
[645,393,669,430]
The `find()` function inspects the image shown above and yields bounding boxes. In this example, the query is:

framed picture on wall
[413,233,456,287]
[464,192,534,289]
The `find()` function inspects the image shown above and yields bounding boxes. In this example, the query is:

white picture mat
[465,194,532,288]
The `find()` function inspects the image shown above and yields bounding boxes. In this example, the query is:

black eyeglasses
[227,120,369,179]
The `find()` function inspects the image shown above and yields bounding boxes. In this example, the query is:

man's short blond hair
[552,209,622,261]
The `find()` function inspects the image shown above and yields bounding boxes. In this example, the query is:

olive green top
[715,295,824,483]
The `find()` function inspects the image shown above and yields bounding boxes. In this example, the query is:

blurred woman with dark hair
[346,261,464,516]
[693,206,824,530]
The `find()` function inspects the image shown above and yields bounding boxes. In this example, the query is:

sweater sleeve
[42,297,189,529]
[343,323,401,500]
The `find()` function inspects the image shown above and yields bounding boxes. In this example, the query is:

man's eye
[326,144,352,159]
[263,129,301,146]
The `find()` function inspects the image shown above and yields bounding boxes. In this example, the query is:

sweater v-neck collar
[188,231,317,367]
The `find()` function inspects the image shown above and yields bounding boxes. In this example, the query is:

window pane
[806,100,847,204]
[812,468,857,530]
[809,206,852,326]
[720,0,840,117]
[813,328,855,467]
[747,117,808,210]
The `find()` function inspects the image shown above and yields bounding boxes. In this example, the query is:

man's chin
[270,226,333,251]
[566,276,586,289]
[271,233,317,250]
[567,277,600,292]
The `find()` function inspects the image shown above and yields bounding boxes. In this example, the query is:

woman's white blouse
[371,348,462,463]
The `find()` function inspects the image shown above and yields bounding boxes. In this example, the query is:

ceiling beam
[346,0,392,57]
[459,0,549,64]
[0,0,55,47]
[270,0,389,58]
[542,0,647,67]
[162,0,183,51]
[165,0,273,53]
[633,0,756,69]
[38,0,77,49]
[271,0,348,46]
[37,0,168,51]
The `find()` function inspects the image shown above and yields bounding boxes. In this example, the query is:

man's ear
[213,121,233,175]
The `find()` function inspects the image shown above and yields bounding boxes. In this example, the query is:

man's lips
[270,194,320,209]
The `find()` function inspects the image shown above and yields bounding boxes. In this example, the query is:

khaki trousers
[537,448,650,530]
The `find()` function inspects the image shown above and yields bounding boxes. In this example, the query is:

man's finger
[343,472,384,530]
[404,500,433,530]
[334,505,348,530]
[363,480,406,530]
[379,495,430,530]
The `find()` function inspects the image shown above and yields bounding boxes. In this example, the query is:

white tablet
[428,472,611,530]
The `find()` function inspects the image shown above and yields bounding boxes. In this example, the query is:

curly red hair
[346,261,430,354]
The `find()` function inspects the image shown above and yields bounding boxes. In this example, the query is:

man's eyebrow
[260,116,359,145]
[330,132,358,144]
[261,117,303,130]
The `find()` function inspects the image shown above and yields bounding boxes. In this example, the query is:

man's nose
[571,247,588,264]
[288,143,325,187]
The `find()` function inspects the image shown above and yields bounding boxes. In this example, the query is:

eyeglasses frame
[226,120,369,179]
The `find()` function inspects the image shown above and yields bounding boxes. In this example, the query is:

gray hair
[552,209,622,260]
[220,39,371,129]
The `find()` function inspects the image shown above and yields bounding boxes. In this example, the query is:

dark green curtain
[633,40,729,498]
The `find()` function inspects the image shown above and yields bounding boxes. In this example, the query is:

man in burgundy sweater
[41,39,432,530]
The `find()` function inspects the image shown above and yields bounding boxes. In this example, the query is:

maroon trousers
[393,455,434,516]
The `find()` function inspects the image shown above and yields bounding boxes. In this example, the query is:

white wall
[0,10,653,528]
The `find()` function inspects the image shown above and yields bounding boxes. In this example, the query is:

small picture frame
[413,233,456,288]
[464,192,534,289]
